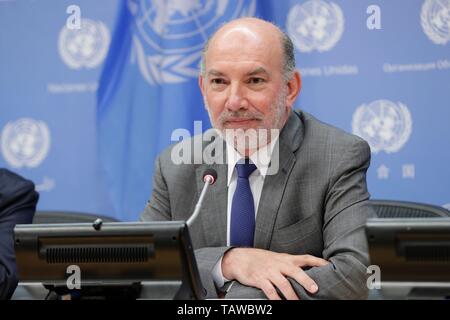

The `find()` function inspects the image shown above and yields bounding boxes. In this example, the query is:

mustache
[218,111,264,123]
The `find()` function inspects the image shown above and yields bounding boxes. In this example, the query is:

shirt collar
[226,134,279,187]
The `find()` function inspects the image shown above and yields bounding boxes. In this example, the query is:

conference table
[12,282,450,300]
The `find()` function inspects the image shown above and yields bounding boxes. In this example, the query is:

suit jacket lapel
[254,110,304,249]
[195,136,228,247]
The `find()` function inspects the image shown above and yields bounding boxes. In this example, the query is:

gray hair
[200,22,296,82]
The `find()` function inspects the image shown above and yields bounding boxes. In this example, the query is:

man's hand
[222,248,329,300]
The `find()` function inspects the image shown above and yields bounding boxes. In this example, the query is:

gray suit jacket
[141,110,373,299]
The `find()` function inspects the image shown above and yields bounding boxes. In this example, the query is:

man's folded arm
[225,250,368,300]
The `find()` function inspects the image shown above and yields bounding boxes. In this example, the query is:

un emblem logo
[421,0,450,45]
[128,0,256,85]
[58,18,111,69]
[287,0,344,53]
[1,118,51,168]
[352,100,412,154]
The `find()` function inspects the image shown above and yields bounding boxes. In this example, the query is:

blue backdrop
[1,0,449,221]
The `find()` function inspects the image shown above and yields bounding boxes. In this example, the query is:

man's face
[199,26,291,137]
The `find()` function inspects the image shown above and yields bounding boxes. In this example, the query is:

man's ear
[285,70,301,108]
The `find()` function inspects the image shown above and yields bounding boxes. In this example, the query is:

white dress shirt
[212,135,279,290]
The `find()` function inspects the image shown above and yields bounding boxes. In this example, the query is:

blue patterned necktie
[230,160,257,247]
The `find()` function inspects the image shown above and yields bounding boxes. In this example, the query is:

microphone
[202,168,217,185]
[186,169,218,227]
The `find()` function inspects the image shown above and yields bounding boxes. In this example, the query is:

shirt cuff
[212,256,231,291]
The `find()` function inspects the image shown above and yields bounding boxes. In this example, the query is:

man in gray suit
[141,17,372,300]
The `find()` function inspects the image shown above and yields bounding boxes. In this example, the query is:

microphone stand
[186,175,214,227]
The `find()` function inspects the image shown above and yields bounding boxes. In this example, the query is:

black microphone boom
[186,169,218,227]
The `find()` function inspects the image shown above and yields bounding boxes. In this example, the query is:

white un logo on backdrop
[287,0,344,53]
[1,118,51,168]
[128,0,256,85]
[58,18,111,69]
[352,100,412,154]
[421,0,450,45]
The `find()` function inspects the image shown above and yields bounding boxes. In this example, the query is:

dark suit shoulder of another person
[0,169,38,299]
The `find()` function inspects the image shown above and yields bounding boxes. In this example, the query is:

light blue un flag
[97,0,258,221]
